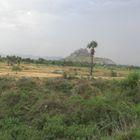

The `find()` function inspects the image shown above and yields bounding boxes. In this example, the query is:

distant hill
[65,48,116,65]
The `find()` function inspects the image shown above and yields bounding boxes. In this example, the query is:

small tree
[87,41,98,77]
[17,56,22,66]
[12,65,22,74]
[110,69,117,77]
[6,56,22,66]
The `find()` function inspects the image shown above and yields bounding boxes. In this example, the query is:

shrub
[110,70,117,77]
[64,94,136,135]
[3,92,21,107]
[62,71,68,79]
[92,79,121,93]
[42,115,65,140]
[64,124,99,140]
[0,117,19,129]
[121,73,140,103]
[0,125,42,140]
[12,65,22,73]
[45,78,73,93]
[124,87,140,104]
[16,78,37,91]
[122,72,139,89]
[72,80,101,97]
[0,77,15,93]
[133,104,140,118]
[121,132,140,140]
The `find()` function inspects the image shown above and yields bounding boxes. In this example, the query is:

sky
[0,0,140,65]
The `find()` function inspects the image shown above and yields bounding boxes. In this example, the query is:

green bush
[121,128,140,140]
[62,71,68,79]
[0,117,19,129]
[72,80,101,97]
[64,124,99,140]
[12,65,22,73]
[45,78,73,93]
[0,125,42,140]
[0,77,15,93]
[92,79,108,91]
[121,73,140,103]
[110,70,117,77]
[122,72,139,89]
[64,94,136,135]
[16,78,37,91]
[42,115,65,140]
[134,104,140,118]
[124,87,140,104]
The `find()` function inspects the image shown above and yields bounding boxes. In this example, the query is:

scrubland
[0,63,140,140]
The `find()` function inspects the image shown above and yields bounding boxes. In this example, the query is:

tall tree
[87,41,98,76]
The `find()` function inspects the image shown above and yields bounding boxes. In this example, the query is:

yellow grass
[0,62,129,79]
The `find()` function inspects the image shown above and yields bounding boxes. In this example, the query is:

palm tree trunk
[90,54,94,76]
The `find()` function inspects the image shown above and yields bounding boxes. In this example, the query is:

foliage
[0,77,140,139]
[122,72,139,89]
[12,65,22,73]
[16,78,38,91]
[45,78,73,93]
[110,69,117,77]
[0,77,15,93]
[1,55,140,71]
[87,40,98,76]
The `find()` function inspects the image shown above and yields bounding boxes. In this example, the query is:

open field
[0,62,140,139]
[0,62,132,79]
[0,73,140,140]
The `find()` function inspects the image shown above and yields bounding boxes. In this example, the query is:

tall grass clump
[72,80,101,97]
[12,65,22,74]
[45,78,73,93]
[122,72,139,89]
[110,69,117,77]
[63,89,137,137]
[0,77,15,94]
[16,78,38,91]
[121,72,140,103]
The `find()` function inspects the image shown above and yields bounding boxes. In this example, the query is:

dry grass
[0,62,129,79]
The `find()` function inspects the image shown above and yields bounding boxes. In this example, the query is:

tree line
[0,55,139,70]
[0,39,140,74]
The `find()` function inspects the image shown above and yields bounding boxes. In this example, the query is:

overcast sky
[0,0,140,65]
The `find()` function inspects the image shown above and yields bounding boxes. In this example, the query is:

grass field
[0,62,131,79]
[0,62,140,140]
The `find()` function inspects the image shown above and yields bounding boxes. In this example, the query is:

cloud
[0,0,66,30]
[0,0,40,30]
[0,11,40,30]
[40,0,140,15]
[0,0,139,31]
[0,0,139,27]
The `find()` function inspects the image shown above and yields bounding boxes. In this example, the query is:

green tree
[12,65,22,74]
[16,56,22,66]
[6,56,22,66]
[87,41,98,76]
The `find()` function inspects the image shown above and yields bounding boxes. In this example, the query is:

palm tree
[87,41,98,76]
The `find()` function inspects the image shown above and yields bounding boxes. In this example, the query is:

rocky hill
[65,48,116,65]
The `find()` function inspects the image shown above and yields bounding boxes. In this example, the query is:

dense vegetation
[0,73,140,140]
